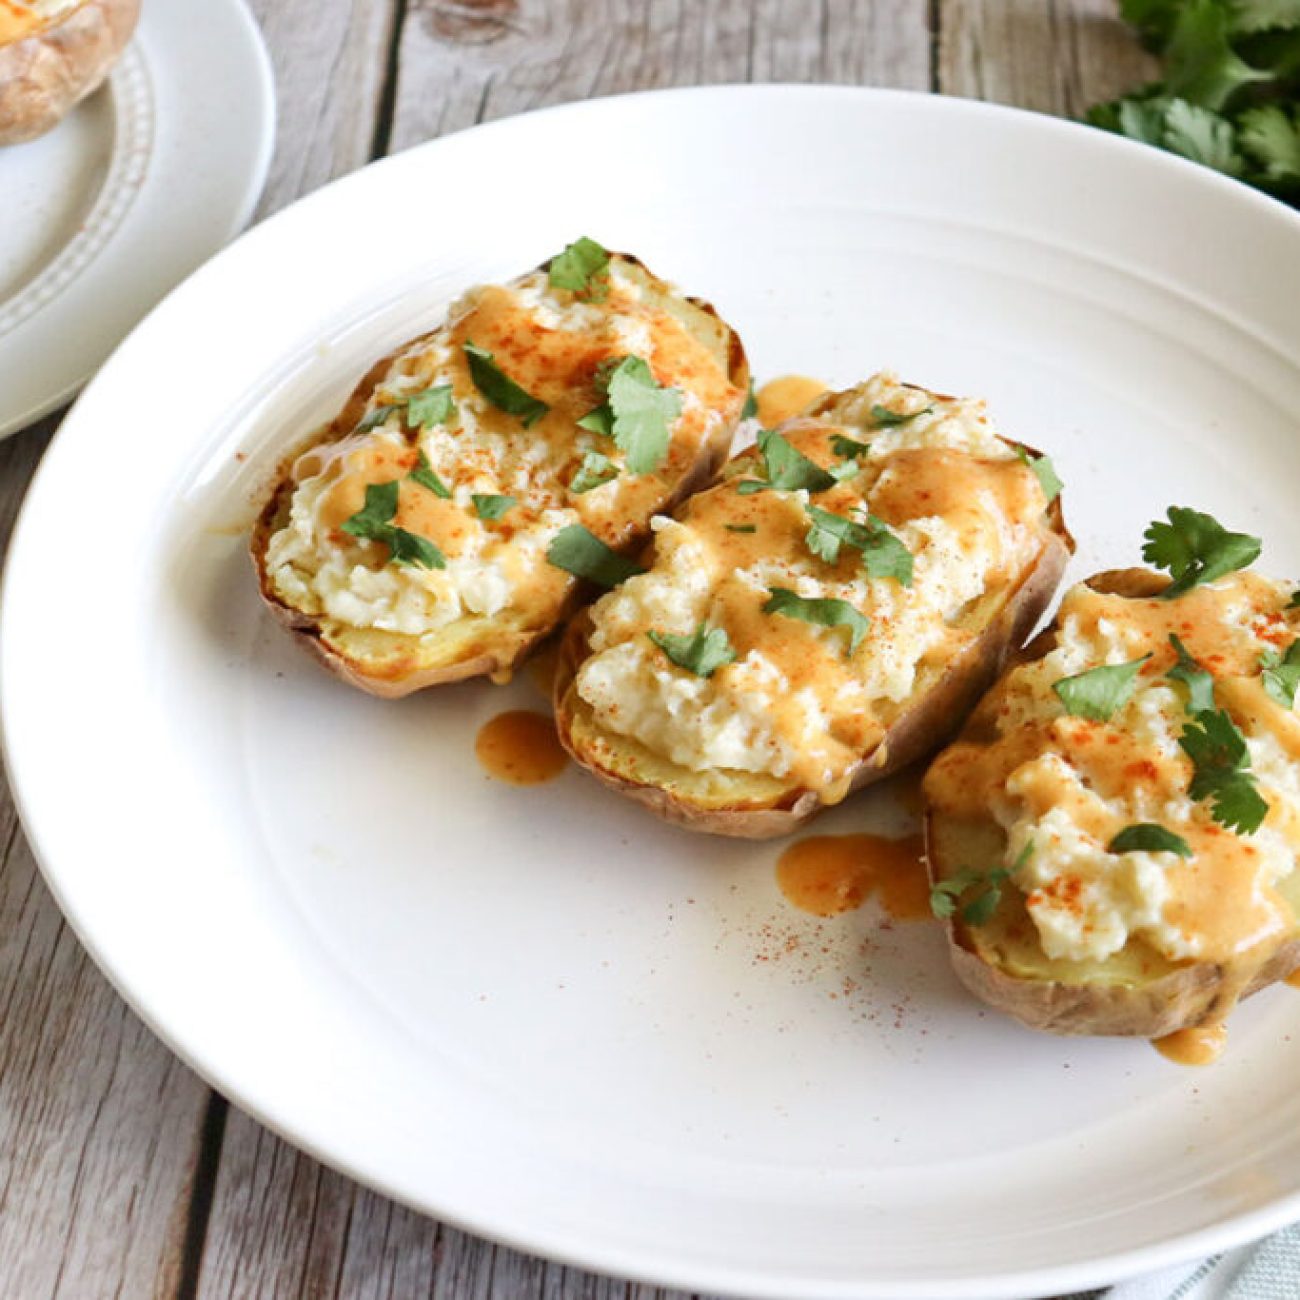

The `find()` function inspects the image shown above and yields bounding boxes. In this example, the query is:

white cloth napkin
[1068,1224,1300,1299]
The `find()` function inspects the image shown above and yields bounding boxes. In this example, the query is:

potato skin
[553,439,1074,839]
[250,255,749,698]
[924,568,1300,1037]
[0,0,141,146]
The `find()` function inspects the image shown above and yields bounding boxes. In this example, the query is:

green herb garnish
[762,587,870,655]
[548,236,611,299]
[472,493,515,521]
[464,341,549,428]
[831,433,871,460]
[741,380,758,420]
[409,449,451,498]
[356,384,456,434]
[870,403,932,429]
[647,623,737,678]
[340,480,445,570]
[736,428,837,495]
[724,523,757,533]
[1178,706,1269,833]
[804,505,914,584]
[569,450,619,494]
[1166,633,1216,712]
[1015,446,1064,503]
[930,841,1033,926]
[1142,507,1262,597]
[577,355,682,474]
[1053,656,1151,722]
[1109,824,1194,857]
[1260,640,1300,708]
[545,524,644,588]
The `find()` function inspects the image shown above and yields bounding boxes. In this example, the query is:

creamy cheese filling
[574,372,1051,790]
[263,262,737,637]
[934,572,1300,965]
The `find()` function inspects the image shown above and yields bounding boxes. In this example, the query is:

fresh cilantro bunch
[1087,0,1300,201]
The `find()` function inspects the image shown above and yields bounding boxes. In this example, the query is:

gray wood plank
[937,0,1156,115]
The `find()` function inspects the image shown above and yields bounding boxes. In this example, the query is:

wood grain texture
[937,0,1157,114]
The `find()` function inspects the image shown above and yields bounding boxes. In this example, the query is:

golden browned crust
[552,439,1074,839]
[249,256,750,698]
[0,0,140,146]
[924,566,1300,1037]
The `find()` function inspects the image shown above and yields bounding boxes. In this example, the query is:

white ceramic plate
[0,0,274,437]
[5,87,1300,1299]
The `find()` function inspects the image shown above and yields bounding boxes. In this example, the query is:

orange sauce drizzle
[1286,969,1300,988]
[1153,1024,1229,1067]
[755,375,827,428]
[475,710,567,785]
[776,833,930,920]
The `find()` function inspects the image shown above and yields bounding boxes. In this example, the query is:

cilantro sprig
[464,341,549,428]
[870,403,932,429]
[472,494,515,521]
[647,623,737,678]
[1087,2,1300,204]
[736,428,837,495]
[1178,706,1269,833]
[568,450,619,494]
[356,384,456,434]
[545,525,644,589]
[1260,640,1300,708]
[340,481,445,570]
[1015,446,1064,503]
[1053,656,1151,722]
[1142,507,1262,597]
[1167,633,1215,712]
[578,356,682,474]
[548,236,610,299]
[1109,823,1194,857]
[930,841,1033,927]
[762,587,870,655]
[409,450,451,498]
[804,505,914,585]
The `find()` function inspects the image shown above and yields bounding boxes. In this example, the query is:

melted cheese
[264,261,741,637]
[925,573,1300,966]
[574,372,1050,791]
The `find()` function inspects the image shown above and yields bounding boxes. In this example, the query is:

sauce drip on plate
[776,832,930,919]
[1286,969,1300,988]
[755,375,827,428]
[475,710,567,785]
[1153,1024,1229,1067]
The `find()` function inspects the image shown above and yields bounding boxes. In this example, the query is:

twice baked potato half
[0,0,140,146]
[924,529,1300,1039]
[252,244,750,696]
[554,372,1073,838]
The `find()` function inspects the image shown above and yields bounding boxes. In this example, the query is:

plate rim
[0,0,276,437]
[6,82,1300,1299]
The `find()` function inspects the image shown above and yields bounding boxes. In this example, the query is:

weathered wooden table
[0,3,1156,1295]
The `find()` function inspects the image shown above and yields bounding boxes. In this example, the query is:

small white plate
[5,87,1300,1300]
[0,0,274,437]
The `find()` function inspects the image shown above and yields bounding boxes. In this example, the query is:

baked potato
[554,373,1073,838]
[0,0,140,146]
[924,536,1300,1039]
[252,244,750,697]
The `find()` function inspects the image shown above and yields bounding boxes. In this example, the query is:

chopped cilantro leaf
[548,236,610,298]
[741,380,758,420]
[762,586,870,655]
[870,403,932,429]
[577,355,682,474]
[1109,823,1193,857]
[1178,707,1269,833]
[1240,104,1300,182]
[409,450,451,498]
[1167,633,1215,713]
[472,493,515,521]
[355,403,406,434]
[569,450,619,494]
[340,480,445,570]
[736,428,837,495]
[546,524,644,589]
[464,341,549,428]
[804,505,914,584]
[1260,640,1300,708]
[930,841,1032,926]
[831,433,871,460]
[647,623,737,678]
[1141,506,1261,597]
[356,385,456,434]
[1053,655,1150,722]
[1015,446,1064,503]
[1290,590,1300,609]
[725,523,756,533]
